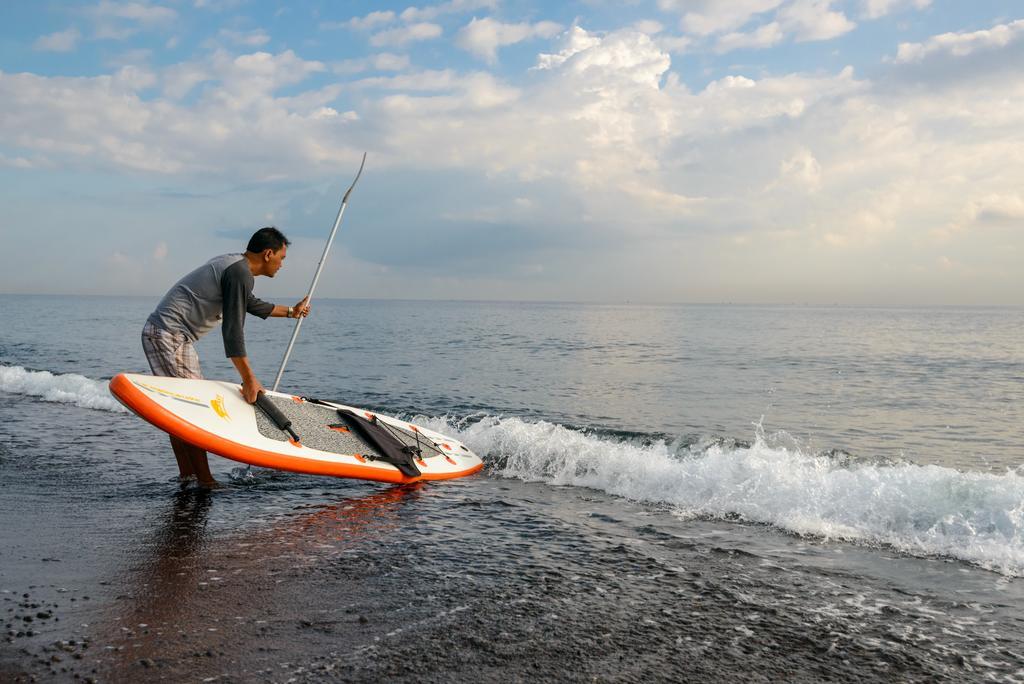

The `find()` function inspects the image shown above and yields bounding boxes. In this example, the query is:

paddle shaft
[272,154,366,392]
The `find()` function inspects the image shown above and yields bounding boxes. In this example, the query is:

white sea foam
[0,364,126,413]
[421,415,1024,577]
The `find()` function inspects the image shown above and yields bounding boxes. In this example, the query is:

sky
[1,0,1022,305]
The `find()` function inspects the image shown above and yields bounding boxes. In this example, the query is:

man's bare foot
[196,479,222,490]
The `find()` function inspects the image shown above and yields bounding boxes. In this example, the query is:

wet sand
[5,477,1016,683]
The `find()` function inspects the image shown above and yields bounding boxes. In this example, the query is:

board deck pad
[253,396,446,460]
[254,396,382,456]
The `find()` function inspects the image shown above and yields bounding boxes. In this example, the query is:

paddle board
[109,373,484,483]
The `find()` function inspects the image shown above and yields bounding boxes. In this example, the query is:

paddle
[271,153,367,392]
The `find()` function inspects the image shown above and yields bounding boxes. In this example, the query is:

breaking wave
[0,364,126,413]
[421,414,1024,577]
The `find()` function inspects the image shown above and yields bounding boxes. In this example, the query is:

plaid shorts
[141,321,203,379]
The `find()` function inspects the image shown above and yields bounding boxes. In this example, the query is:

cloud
[333,53,411,75]
[941,192,1024,237]
[0,49,348,176]
[217,28,271,47]
[656,35,693,53]
[894,18,1024,63]
[665,0,853,47]
[534,26,603,70]
[456,17,562,63]
[89,0,177,40]
[633,20,665,35]
[399,0,498,23]
[772,148,822,192]
[327,4,498,35]
[91,0,176,24]
[861,0,932,20]
[968,193,1024,222]
[777,0,855,42]
[669,0,784,36]
[716,22,784,52]
[33,28,81,52]
[0,152,45,169]
[105,48,153,69]
[365,70,520,113]
[3,22,1023,302]
[370,22,443,48]
[153,241,168,260]
[322,11,396,31]
[193,0,247,10]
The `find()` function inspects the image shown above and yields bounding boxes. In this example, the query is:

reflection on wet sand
[89,482,423,680]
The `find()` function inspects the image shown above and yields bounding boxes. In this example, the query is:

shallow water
[1,295,1023,681]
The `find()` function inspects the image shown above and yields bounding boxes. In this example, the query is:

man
[142,227,311,486]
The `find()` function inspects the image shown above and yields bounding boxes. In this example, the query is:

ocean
[1,294,1022,681]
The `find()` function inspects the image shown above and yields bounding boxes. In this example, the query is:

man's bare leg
[169,436,216,486]
[169,436,196,479]
[189,449,216,486]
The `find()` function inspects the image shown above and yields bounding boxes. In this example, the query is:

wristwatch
[287,306,294,318]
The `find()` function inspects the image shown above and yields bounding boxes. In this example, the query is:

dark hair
[247,226,291,253]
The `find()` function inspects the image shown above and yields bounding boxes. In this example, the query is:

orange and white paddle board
[109,373,484,483]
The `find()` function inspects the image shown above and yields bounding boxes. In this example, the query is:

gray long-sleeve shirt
[147,253,274,358]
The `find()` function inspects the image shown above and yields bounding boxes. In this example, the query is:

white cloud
[666,0,853,46]
[456,17,562,63]
[0,152,42,169]
[656,35,693,54]
[217,28,270,47]
[33,28,81,53]
[323,11,396,31]
[0,49,344,175]
[370,22,443,48]
[399,0,498,23]
[163,61,213,99]
[4,22,1024,304]
[105,48,153,68]
[534,26,602,70]
[716,22,784,52]
[372,71,520,112]
[89,0,177,40]
[775,148,822,191]
[333,53,411,75]
[92,1,176,24]
[153,241,168,260]
[945,193,1024,236]
[193,0,247,10]
[894,19,1024,63]
[114,64,157,89]
[353,69,462,92]
[777,0,855,42]
[672,0,784,37]
[633,20,665,35]
[861,0,931,20]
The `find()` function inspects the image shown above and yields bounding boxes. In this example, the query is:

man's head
[246,227,291,277]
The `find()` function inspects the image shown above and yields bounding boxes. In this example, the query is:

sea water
[1,295,1022,681]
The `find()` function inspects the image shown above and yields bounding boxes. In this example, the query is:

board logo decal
[210,394,230,420]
